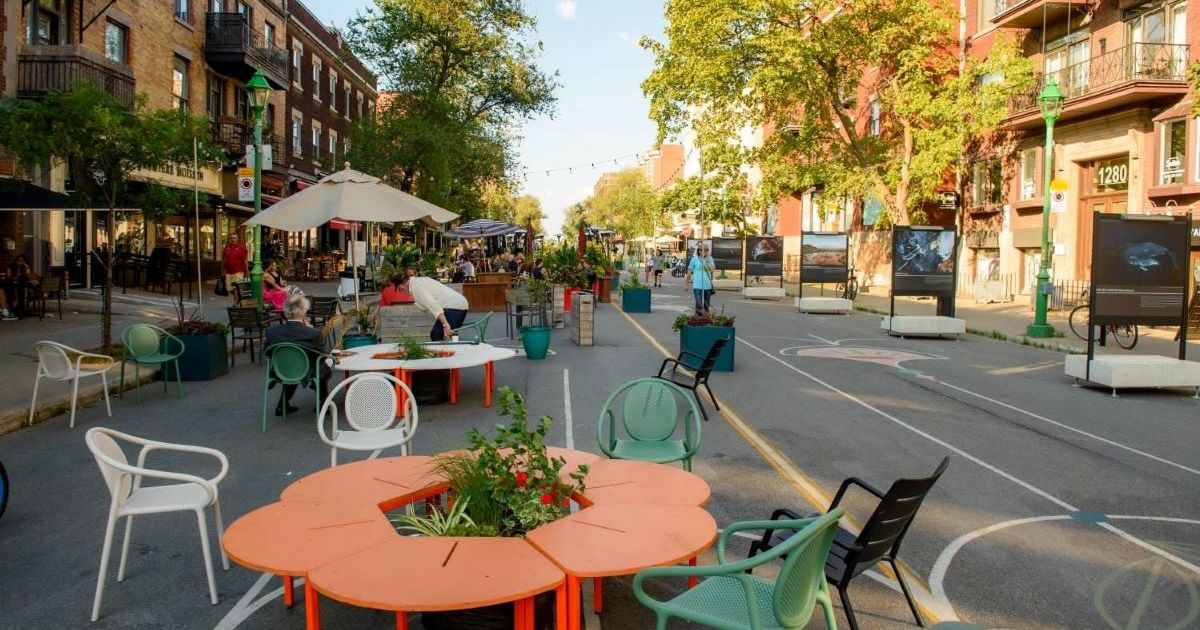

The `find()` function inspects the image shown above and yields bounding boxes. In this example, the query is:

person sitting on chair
[265,294,330,416]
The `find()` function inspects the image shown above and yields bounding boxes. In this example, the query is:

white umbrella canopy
[242,166,458,230]
[653,235,681,245]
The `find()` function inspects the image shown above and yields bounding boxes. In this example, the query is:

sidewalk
[851,287,1200,356]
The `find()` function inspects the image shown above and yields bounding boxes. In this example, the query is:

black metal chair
[654,335,728,422]
[227,307,267,367]
[33,275,65,320]
[747,457,950,630]
[308,296,340,328]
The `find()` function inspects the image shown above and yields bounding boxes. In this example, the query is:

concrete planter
[679,325,735,372]
[621,287,652,313]
[174,332,229,381]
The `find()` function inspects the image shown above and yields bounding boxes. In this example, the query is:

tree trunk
[400,167,415,193]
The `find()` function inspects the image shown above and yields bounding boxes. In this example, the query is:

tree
[0,85,217,349]
[512,194,545,234]
[587,168,660,238]
[344,0,558,219]
[643,0,1033,226]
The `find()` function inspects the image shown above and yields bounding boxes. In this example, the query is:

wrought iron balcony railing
[204,13,288,87]
[1010,42,1188,113]
[17,45,135,106]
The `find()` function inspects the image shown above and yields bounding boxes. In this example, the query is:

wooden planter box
[174,332,229,381]
[552,285,566,328]
[621,287,651,313]
[679,325,735,372]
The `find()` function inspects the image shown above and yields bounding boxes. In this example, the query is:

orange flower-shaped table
[223,449,715,630]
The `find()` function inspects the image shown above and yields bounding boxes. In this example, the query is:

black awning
[0,179,80,210]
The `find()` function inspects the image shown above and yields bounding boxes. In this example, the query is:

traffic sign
[237,173,254,202]
[1049,179,1068,191]
[1050,190,1066,213]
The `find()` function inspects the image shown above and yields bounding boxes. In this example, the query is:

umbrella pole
[351,221,361,311]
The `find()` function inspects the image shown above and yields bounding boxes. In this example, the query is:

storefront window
[1019,148,1038,200]
[114,213,145,254]
[1161,118,1186,185]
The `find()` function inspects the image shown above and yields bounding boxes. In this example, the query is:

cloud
[555,1,577,19]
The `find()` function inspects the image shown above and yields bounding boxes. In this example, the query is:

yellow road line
[614,304,948,624]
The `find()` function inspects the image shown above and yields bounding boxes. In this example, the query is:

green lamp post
[245,69,274,306]
[1026,78,1065,338]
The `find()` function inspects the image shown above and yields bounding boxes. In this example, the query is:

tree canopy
[586,168,660,238]
[344,0,558,219]
[642,0,1033,226]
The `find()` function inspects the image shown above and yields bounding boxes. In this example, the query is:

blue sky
[302,0,666,235]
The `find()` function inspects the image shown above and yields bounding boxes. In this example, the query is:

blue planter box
[679,325,735,372]
[175,333,229,381]
[621,287,652,313]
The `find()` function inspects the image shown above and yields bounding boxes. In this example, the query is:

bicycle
[1068,293,1139,349]
[836,269,859,301]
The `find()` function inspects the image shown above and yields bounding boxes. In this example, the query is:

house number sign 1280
[1096,163,1128,188]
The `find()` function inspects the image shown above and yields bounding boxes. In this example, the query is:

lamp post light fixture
[245,69,273,306]
[1026,78,1065,338]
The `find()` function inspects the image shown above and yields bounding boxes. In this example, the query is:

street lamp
[1026,78,1065,338]
[245,69,273,306]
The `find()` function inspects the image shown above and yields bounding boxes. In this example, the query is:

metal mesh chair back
[267,344,311,384]
[86,429,133,504]
[124,325,160,358]
[620,379,679,442]
[344,374,400,431]
[35,341,73,379]
[309,297,339,325]
[849,457,949,569]
[773,509,843,627]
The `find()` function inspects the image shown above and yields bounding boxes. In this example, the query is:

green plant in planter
[671,309,736,332]
[396,335,435,359]
[620,274,646,291]
[166,296,229,336]
[382,242,422,275]
[401,387,588,537]
[543,244,586,287]
[391,497,496,537]
[524,277,553,306]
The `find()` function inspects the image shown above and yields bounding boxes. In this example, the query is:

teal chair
[452,311,492,344]
[119,324,184,403]
[633,509,845,630]
[262,343,330,433]
[597,378,701,471]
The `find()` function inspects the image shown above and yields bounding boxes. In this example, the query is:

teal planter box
[175,333,229,381]
[343,334,376,349]
[621,287,651,313]
[521,325,552,359]
[614,260,624,271]
[679,325,735,372]
[609,275,620,293]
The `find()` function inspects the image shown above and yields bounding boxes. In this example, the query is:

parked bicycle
[837,268,859,301]
[1068,290,1139,349]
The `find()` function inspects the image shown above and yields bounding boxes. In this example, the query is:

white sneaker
[1,309,17,320]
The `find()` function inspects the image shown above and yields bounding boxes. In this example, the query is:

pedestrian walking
[686,244,715,315]
[222,234,249,306]
[652,249,665,287]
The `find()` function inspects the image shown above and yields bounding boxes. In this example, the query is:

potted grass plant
[672,308,736,371]
[165,297,229,381]
[619,274,652,313]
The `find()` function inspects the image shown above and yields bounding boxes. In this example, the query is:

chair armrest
[679,350,706,363]
[718,517,817,564]
[74,352,115,373]
[595,409,617,458]
[750,508,807,558]
[829,476,885,509]
[161,331,186,357]
[656,357,680,377]
[632,564,762,627]
[136,442,230,485]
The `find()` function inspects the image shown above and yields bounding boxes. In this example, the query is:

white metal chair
[85,427,230,621]
[30,341,115,428]
[318,372,419,467]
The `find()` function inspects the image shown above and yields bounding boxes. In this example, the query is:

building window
[312,123,322,162]
[979,0,998,29]
[291,112,303,157]
[174,0,189,23]
[104,21,127,64]
[207,74,224,119]
[329,130,338,163]
[1129,1,1188,77]
[236,1,252,20]
[313,59,322,101]
[1044,33,1090,98]
[292,44,303,85]
[329,71,337,109]
[235,88,249,121]
[210,0,223,11]
[972,159,1002,206]
[1161,118,1186,185]
[344,86,351,118]
[264,22,275,49]
[1019,148,1038,200]
[172,56,190,111]
[31,0,69,46]
[868,99,881,137]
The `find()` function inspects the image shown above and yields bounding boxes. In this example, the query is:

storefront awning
[0,180,98,210]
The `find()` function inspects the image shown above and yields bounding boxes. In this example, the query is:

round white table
[332,342,516,407]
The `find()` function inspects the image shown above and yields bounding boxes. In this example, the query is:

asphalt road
[1,277,1198,629]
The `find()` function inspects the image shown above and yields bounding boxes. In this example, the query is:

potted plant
[672,309,736,371]
[342,305,377,348]
[620,274,652,313]
[519,278,553,359]
[394,387,587,629]
[165,297,229,381]
[543,244,584,323]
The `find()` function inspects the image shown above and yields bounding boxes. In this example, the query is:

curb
[0,366,165,437]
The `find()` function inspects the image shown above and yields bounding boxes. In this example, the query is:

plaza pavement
[2,275,1198,628]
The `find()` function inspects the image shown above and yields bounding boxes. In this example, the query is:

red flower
[540,493,554,505]
[561,497,570,507]
[515,472,528,488]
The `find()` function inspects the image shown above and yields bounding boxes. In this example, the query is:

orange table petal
[307,536,564,612]
[577,459,711,507]
[223,501,397,576]
[280,456,445,511]
[526,504,717,578]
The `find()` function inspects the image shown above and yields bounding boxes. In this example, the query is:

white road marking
[212,573,279,630]
[563,368,574,450]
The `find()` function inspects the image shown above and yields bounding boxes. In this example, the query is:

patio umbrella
[443,218,523,239]
[242,166,459,308]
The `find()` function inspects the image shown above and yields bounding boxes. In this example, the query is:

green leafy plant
[390,497,497,537]
[620,274,646,291]
[672,308,736,332]
[381,242,422,275]
[524,277,553,306]
[347,305,375,335]
[396,335,434,359]
[543,244,586,287]
[166,295,229,336]
[430,386,588,537]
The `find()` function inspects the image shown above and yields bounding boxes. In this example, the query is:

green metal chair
[119,324,184,403]
[632,509,845,630]
[452,311,492,344]
[262,343,329,433]
[597,378,701,471]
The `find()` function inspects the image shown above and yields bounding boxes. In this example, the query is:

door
[1076,196,1128,279]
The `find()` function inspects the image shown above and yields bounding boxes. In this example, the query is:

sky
[302,0,667,236]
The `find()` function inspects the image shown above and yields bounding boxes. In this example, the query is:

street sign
[237,167,254,202]
[245,144,273,170]
[1049,179,1068,191]
[1050,190,1067,213]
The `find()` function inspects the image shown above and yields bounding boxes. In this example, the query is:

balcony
[204,13,288,89]
[211,119,284,165]
[17,45,135,107]
[990,0,1091,29]
[1004,43,1189,130]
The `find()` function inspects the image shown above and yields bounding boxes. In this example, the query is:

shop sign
[1190,225,1200,247]
[1164,156,1183,179]
[131,162,222,195]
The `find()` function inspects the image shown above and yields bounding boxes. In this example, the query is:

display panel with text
[745,236,784,277]
[892,227,956,296]
[710,238,743,271]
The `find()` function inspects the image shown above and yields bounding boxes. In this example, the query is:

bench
[880,316,966,339]
[795,297,853,314]
[1064,355,1200,398]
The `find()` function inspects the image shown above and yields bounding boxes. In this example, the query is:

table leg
[283,575,294,608]
[556,583,568,630]
[688,556,698,589]
[513,597,534,630]
[484,362,494,407]
[567,575,581,630]
[395,611,408,630]
[392,368,406,413]
[304,582,320,630]
[450,369,459,404]
[593,577,602,613]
